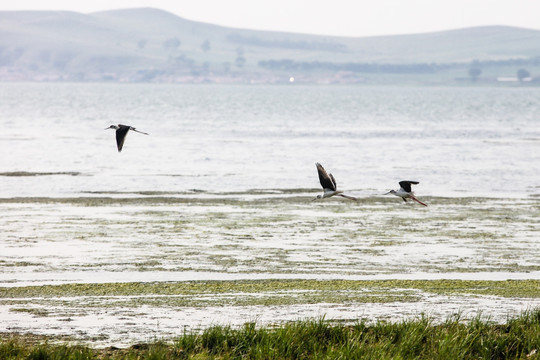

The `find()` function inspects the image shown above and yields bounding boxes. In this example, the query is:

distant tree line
[468,58,538,81]
[260,56,540,75]
[227,34,348,52]
[258,59,451,74]
[471,56,540,68]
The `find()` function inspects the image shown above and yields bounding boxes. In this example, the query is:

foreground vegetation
[1,310,539,359]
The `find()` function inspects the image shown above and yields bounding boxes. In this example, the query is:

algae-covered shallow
[1,193,539,284]
[2,279,540,299]
[0,194,539,346]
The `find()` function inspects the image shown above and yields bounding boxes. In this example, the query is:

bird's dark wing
[115,126,130,152]
[399,180,419,193]
[329,173,337,190]
[316,163,336,191]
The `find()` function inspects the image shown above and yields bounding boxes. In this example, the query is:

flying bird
[105,124,149,152]
[313,162,357,201]
[385,180,427,206]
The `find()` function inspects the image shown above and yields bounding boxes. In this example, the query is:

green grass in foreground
[2,310,540,359]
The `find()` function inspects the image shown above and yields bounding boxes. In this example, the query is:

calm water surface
[1,83,539,198]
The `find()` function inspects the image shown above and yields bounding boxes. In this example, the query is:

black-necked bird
[313,162,357,201]
[385,180,427,206]
[105,124,148,152]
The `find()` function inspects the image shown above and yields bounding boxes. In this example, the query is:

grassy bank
[1,310,539,359]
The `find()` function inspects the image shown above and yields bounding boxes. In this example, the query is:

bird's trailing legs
[339,193,357,201]
[410,195,427,206]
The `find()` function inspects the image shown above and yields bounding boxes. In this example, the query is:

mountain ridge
[1,8,539,83]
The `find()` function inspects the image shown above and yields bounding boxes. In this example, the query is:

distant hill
[1,7,540,83]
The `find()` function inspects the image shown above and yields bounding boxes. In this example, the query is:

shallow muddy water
[0,193,539,346]
[1,83,540,346]
[1,194,539,283]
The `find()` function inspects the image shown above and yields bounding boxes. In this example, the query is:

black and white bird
[385,180,427,206]
[313,162,357,201]
[105,124,149,152]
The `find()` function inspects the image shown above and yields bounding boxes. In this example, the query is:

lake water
[1,83,539,198]
[1,83,539,346]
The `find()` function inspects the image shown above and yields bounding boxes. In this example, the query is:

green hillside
[1,7,540,83]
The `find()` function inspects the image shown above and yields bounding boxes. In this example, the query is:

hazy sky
[2,0,540,37]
